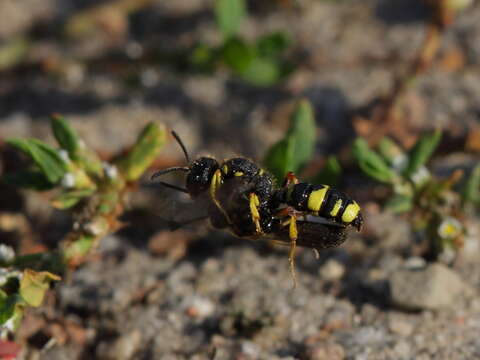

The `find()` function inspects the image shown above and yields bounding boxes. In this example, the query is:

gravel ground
[1,0,480,359]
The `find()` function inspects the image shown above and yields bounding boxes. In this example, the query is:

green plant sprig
[352,131,468,259]
[1,116,166,336]
[189,0,293,86]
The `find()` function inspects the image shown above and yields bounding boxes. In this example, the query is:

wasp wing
[268,220,347,250]
[144,182,211,230]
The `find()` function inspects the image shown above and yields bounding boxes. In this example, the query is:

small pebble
[360,304,379,325]
[388,315,414,336]
[323,306,353,331]
[304,341,345,360]
[392,340,411,359]
[183,296,215,318]
[351,326,386,346]
[404,257,426,270]
[319,259,345,281]
[240,341,260,358]
[390,263,469,310]
[98,329,142,360]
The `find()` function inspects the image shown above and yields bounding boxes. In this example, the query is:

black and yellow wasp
[152,131,363,286]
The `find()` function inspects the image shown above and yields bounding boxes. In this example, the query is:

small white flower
[102,162,118,179]
[3,317,16,332]
[58,149,70,163]
[438,217,463,239]
[61,173,76,188]
[391,154,408,172]
[0,244,15,263]
[410,166,430,186]
[0,269,22,286]
[83,221,104,236]
[0,268,9,286]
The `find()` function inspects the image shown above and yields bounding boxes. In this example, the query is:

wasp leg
[275,206,304,219]
[288,214,298,289]
[209,169,223,200]
[276,206,301,288]
[282,171,300,187]
[209,169,232,225]
[249,193,262,234]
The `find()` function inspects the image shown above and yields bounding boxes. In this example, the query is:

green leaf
[116,123,166,181]
[51,189,96,209]
[2,170,55,191]
[352,138,396,183]
[12,252,64,275]
[311,156,342,186]
[51,115,80,158]
[189,43,216,71]
[222,36,290,86]
[404,130,441,178]
[19,269,60,307]
[461,164,480,207]
[0,293,25,332]
[221,37,255,73]
[385,194,413,213]
[239,57,282,86]
[263,137,295,183]
[7,138,68,184]
[215,0,246,38]
[63,234,96,263]
[377,137,405,166]
[50,115,103,177]
[256,32,291,58]
[0,290,14,324]
[286,100,316,168]
[264,100,316,182]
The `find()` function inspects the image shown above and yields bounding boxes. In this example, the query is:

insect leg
[275,206,303,288]
[288,214,298,289]
[249,193,262,234]
[274,206,303,218]
[282,171,300,187]
[209,169,232,225]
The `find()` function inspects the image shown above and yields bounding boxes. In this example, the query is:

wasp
[152,131,363,287]
[213,172,362,286]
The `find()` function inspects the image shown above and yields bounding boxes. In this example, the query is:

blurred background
[1,0,480,359]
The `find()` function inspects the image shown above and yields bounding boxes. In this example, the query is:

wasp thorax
[221,158,260,179]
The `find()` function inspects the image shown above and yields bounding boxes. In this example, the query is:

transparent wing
[144,181,210,230]
[267,220,348,250]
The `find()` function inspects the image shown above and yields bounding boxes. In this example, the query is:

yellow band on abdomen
[330,199,343,217]
[307,186,329,212]
[342,201,360,223]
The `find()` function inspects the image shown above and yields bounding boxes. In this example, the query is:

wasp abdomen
[286,183,363,230]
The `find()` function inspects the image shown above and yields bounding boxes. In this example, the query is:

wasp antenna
[171,131,190,163]
[151,167,189,180]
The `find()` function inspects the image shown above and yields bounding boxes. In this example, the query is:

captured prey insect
[151,131,363,286]
[151,131,275,236]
